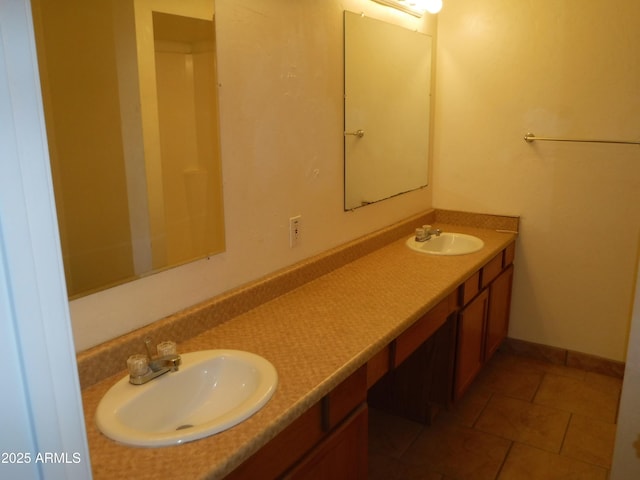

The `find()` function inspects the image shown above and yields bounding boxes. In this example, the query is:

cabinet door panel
[285,405,368,480]
[485,265,514,361]
[455,289,489,400]
[225,403,324,480]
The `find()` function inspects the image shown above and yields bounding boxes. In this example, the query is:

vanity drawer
[481,252,503,288]
[503,242,516,267]
[323,366,367,431]
[227,366,367,480]
[394,291,457,366]
[225,402,324,480]
[366,345,391,388]
[459,271,481,306]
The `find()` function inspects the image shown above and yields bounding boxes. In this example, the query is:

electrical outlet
[289,215,301,248]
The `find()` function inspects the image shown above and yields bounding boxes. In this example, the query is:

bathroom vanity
[78,210,518,479]
[227,237,516,479]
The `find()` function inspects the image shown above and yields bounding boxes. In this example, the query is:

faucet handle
[144,337,155,359]
[144,337,178,358]
[127,354,150,377]
[157,340,177,357]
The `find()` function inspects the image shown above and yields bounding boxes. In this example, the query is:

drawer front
[225,403,324,480]
[228,367,367,479]
[481,252,503,288]
[366,345,391,388]
[394,291,457,366]
[503,241,516,267]
[460,271,480,306]
[323,366,367,431]
[285,405,368,480]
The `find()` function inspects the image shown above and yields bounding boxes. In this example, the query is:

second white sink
[96,350,278,447]
[406,232,484,255]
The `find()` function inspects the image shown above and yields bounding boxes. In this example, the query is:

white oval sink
[96,350,278,447]
[406,232,484,255]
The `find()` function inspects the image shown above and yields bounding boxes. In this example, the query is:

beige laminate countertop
[81,222,517,479]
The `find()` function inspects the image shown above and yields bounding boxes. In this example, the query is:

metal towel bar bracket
[344,129,365,138]
[524,132,640,146]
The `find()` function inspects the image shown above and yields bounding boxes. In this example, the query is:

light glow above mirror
[371,0,443,17]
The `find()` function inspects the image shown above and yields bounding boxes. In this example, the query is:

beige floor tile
[473,363,543,401]
[475,394,570,453]
[534,374,620,422]
[401,418,511,480]
[498,443,608,480]
[561,414,616,468]
[392,465,446,480]
[488,352,586,381]
[368,452,406,480]
[369,452,399,480]
[584,371,623,395]
[369,351,621,479]
[369,456,445,480]
[445,383,493,427]
[369,408,423,459]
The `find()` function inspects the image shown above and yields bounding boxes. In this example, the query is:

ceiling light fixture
[371,0,442,17]
[422,0,443,14]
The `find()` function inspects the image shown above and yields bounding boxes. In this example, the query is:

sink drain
[176,424,193,431]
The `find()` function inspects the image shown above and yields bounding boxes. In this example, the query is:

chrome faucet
[415,225,442,242]
[427,227,442,239]
[128,338,181,385]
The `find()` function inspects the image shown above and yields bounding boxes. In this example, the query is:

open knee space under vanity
[368,348,622,480]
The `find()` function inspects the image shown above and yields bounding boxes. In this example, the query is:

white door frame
[0,0,91,478]
[611,256,640,478]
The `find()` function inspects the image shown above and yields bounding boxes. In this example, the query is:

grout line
[397,423,424,459]
[559,413,573,455]
[471,391,494,429]
[494,441,514,480]
[530,370,546,404]
[395,423,450,479]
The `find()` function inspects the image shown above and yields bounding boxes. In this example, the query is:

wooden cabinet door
[485,265,514,361]
[224,403,324,480]
[285,405,368,480]
[454,289,489,400]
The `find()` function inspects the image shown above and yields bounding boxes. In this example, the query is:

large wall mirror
[31,0,225,298]
[344,11,432,210]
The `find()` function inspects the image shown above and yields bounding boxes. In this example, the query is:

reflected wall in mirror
[344,11,432,210]
[31,0,225,298]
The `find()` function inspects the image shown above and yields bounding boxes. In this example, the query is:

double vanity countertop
[79,211,518,479]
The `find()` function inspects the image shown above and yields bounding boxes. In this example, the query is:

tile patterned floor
[368,350,622,480]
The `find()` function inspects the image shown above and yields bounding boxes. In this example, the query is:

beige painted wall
[69,0,436,351]
[433,0,640,361]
